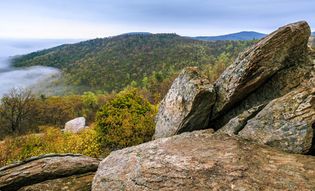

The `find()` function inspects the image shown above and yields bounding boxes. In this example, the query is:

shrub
[96,87,157,150]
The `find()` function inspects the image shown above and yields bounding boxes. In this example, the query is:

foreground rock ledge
[0,154,100,191]
[92,130,315,191]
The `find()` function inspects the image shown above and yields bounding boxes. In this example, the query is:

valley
[0,39,80,97]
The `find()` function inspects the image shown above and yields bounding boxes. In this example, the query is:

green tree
[82,91,98,121]
[141,76,149,89]
[130,80,138,87]
[82,91,97,108]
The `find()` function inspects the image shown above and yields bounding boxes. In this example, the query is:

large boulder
[153,67,215,139]
[211,21,312,128]
[238,84,315,154]
[64,117,87,133]
[0,154,100,191]
[92,130,315,191]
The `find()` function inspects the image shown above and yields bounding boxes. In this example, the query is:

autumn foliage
[96,87,157,150]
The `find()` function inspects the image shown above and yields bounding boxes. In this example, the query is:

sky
[0,0,314,39]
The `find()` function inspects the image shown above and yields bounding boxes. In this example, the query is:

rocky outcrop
[239,86,315,154]
[153,67,215,139]
[154,21,314,142]
[92,130,315,191]
[64,117,87,133]
[0,154,100,191]
[152,21,315,154]
[212,21,311,119]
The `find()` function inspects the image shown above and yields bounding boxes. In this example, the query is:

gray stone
[153,67,215,139]
[239,85,315,154]
[217,104,265,136]
[211,21,312,127]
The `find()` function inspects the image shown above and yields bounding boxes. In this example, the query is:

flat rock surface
[92,130,315,191]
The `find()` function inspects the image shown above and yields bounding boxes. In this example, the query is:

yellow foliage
[0,126,102,167]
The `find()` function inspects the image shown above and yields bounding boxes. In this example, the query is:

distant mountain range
[124,31,314,40]
[113,31,267,41]
[194,31,267,41]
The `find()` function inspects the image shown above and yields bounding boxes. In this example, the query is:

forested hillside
[12,33,255,93]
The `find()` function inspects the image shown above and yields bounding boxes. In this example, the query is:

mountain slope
[195,31,266,41]
[12,33,254,93]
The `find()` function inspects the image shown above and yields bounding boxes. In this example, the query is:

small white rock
[64,117,87,133]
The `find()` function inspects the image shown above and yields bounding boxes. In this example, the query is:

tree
[0,88,37,134]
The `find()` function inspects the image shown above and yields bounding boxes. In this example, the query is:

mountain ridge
[194,31,267,41]
[12,33,254,93]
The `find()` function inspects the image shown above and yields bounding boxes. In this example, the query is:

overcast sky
[0,0,314,39]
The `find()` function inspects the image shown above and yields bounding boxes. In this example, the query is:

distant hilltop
[194,31,267,41]
[117,31,267,41]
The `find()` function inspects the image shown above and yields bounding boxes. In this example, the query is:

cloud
[0,0,314,38]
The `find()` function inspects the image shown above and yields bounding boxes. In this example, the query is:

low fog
[0,39,80,97]
[0,58,60,97]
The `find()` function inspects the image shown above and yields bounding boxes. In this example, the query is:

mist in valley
[0,39,80,97]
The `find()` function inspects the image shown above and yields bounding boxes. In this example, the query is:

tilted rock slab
[92,130,315,191]
[211,21,312,126]
[153,67,215,139]
[0,154,100,191]
[239,84,315,154]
